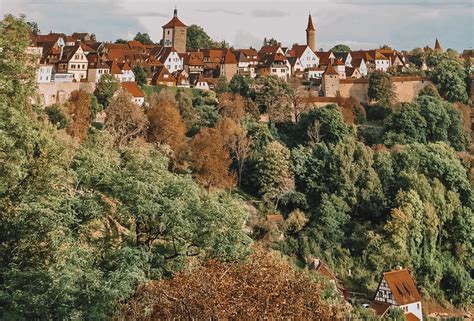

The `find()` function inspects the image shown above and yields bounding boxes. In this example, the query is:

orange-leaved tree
[122,248,347,320]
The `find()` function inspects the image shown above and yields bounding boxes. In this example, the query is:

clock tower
[162,8,187,53]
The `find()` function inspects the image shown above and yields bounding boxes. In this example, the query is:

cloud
[233,30,262,48]
[251,9,289,18]
[127,11,169,17]
[198,8,242,15]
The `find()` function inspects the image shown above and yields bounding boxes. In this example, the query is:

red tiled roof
[162,15,187,28]
[370,301,391,317]
[222,49,237,64]
[291,44,309,59]
[334,59,345,66]
[188,51,204,66]
[152,65,176,84]
[406,313,420,321]
[324,64,339,76]
[121,82,144,98]
[383,269,421,305]
[316,51,334,66]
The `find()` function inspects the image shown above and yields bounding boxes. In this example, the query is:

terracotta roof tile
[121,82,144,98]
[370,301,391,317]
[383,269,421,305]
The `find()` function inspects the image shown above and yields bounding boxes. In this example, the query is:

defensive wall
[36,82,96,106]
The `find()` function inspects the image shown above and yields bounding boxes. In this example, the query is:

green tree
[428,52,469,103]
[263,37,279,46]
[133,65,148,86]
[383,102,427,146]
[255,141,295,207]
[115,38,127,44]
[368,71,397,106]
[255,76,292,122]
[331,44,351,53]
[215,75,229,94]
[229,74,255,98]
[44,104,68,129]
[186,24,219,50]
[26,20,40,35]
[133,32,154,45]
[94,73,120,107]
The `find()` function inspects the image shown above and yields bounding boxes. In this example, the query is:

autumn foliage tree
[146,93,186,155]
[217,92,245,121]
[122,248,346,320]
[104,90,148,148]
[189,127,235,190]
[65,89,92,141]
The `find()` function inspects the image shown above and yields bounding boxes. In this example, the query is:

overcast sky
[2,0,473,51]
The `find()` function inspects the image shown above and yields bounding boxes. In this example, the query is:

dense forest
[0,15,472,319]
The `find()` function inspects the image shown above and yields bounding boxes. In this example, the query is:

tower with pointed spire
[434,38,443,52]
[162,7,187,53]
[306,14,316,52]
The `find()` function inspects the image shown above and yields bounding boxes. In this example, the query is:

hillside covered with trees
[0,15,472,319]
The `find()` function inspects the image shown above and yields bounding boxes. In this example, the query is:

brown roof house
[151,65,176,87]
[121,82,145,106]
[370,268,423,320]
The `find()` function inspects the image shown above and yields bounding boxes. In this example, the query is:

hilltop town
[28,9,474,106]
[1,10,473,321]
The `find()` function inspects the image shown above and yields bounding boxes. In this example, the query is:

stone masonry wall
[36,82,96,106]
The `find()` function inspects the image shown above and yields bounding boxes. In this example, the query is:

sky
[2,0,473,51]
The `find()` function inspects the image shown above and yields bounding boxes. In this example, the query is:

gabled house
[174,69,190,88]
[156,47,183,74]
[257,52,290,80]
[371,268,423,321]
[287,56,305,77]
[184,51,204,75]
[289,44,319,69]
[233,48,258,78]
[108,61,135,82]
[333,52,352,67]
[220,49,238,80]
[57,44,88,81]
[121,82,145,106]
[193,74,218,90]
[202,48,224,78]
[151,65,176,87]
[351,58,368,77]
[309,259,349,300]
[345,67,362,79]
[87,53,110,83]
[316,51,336,67]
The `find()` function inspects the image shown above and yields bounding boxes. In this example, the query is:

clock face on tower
[165,39,172,46]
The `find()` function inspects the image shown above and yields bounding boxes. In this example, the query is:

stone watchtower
[306,14,316,52]
[162,8,187,53]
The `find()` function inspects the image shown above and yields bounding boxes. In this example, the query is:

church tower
[306,14,316,52]
[162,8,187,53]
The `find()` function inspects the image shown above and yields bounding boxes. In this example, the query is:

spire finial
[174,6,178,17]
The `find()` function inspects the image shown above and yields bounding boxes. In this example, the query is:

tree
[288,77,310,122]
[122,249,346,320]
[104,90,149,148]
[115,38,127,44]
[94,73,120,107]
[26,20,40,35]
[229,74,255,99]
[176,89,198,129]
[65,89,92,141]
[44,104,68,129]
[294,104,351,146]
[215,75,229,94]
[189,127,235,190]
[428,52,469,103]
[383,102,427,146]
[255,76,292,122]
[217,93,245,122]
[186,24,219,50]
[255,141,295,207]
[215,118,253,187]
[133,66,147,86]
[368,71,397,106]
[133,32,154,45]
[331,44,351,53]
[0,15,37,108]
[408,48,426,69]
[379,44,393,50]
[146,93,186,155]
[263,37,279,46]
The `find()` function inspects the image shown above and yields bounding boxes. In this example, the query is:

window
[272,68,277,72]
[281,69,285,72]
